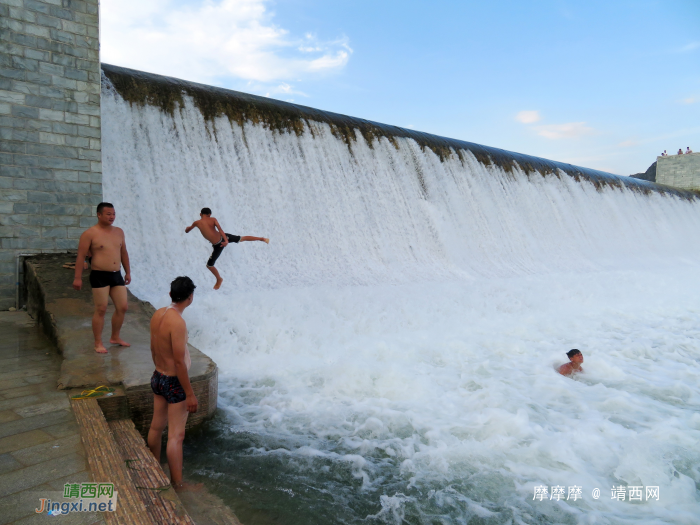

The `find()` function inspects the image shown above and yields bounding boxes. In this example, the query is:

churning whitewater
[102,77,700,524]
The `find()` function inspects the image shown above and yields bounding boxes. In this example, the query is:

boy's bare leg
[166,400,190,487]
[108,285,130,346]
[148,394,168,462]
[91,287,110,353]
[239,236,269,243]
[207,265,224,290]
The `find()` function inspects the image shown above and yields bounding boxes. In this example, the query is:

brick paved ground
[0,311,103,524]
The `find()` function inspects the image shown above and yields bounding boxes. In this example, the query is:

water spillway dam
[101,64,700,525]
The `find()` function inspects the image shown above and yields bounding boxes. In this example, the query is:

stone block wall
[656,153,700,191]
[0,0,101,310]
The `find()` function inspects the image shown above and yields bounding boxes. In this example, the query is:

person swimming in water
[558,349,584,376]
[185,207,269,290]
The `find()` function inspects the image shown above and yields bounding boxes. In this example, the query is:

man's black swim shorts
[89,270,125,289]
[150,370,186,404]
[207,233,241,267]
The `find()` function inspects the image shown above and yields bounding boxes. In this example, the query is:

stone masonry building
[0,0,101,310]
[656,153,700,191]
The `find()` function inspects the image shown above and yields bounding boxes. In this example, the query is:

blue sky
[101,0,699,175]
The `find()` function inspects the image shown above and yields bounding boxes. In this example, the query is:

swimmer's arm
[119,228,131,285]
[213,218,228,246]
[73,230,92,290]
[558,364,571,376]
[185,220,198,234]
[149,317,157,363]
[172,321,198,413]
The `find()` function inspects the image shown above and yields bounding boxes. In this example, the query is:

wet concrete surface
[0,311,104,525]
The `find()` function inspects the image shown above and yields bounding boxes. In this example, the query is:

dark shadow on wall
[630,162,657,183]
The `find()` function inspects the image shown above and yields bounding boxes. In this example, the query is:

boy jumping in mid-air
[185,207,268,290]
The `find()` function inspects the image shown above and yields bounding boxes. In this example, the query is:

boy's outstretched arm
[185,221,197,234]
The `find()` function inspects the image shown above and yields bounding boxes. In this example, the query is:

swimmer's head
[201,207,212,216]
[170,276,196,304]
[567,349,583,363]
[96,202,115,224]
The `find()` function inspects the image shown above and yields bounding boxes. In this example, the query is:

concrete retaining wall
[656,153,700,190]
[0,0,102,310]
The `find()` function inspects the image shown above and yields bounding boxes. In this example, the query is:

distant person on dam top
[661,150,667,156]
[148,276,198,490]
[687,147,693,154]
[185,207,269,290]
[73,202,131,354]
[677,149,684,155]
[558,349,584,377]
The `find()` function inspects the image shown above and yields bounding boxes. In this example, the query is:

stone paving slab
[11,434,84,468]
[0,312,105,524]
[0,409,74,440]
[0,411,22,424]
[1,384,60,401]
[0,451,87,498]
[0,430,55,456]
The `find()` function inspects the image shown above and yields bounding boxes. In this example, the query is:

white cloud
[678,41,700,53]
[101,0,352,93]
[617,139,637,148]
[515,110,541,124]
[534,122,595,140]
[681,97,697,104]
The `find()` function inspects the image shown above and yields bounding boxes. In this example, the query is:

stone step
[107,419,194,524]
[70,398,151,524]
[70,398,196,524]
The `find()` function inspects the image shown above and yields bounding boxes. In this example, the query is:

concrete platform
[23,253,217,435]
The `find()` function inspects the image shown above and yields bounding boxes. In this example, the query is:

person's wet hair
[566,349,582,359]
[96,202,114,214]
[170,276,196,303]
[201,207,212,215]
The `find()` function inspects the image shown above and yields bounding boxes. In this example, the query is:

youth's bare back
[186,216,226,245]
[150,308,190,377]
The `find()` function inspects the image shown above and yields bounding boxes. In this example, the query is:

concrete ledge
[25,253,217,435]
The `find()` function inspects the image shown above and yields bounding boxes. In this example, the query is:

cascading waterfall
[101,65,700,525]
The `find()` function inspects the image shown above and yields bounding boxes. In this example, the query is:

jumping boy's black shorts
[207,233,241,267]
[89,270,125,289]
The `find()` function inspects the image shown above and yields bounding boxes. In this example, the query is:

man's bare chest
[90,230,122,252]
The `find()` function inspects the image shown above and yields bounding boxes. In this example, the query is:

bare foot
[172,481,204,492]
[214,278,223,290]
[109,337,131,347]
[263,238,269,244]
[95,343,108,354]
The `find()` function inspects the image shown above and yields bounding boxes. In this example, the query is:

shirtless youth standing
[185,207,268,290]
[147,276,197,489]
[558,349,584,376]
[73,202,131,354]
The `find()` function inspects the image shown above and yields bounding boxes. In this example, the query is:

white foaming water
[102,84,700,524]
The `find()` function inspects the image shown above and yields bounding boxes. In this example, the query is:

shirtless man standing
[185,207,268,290]
[147,276,197,489]
[73,202,131,353]
[558,349,584,376]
